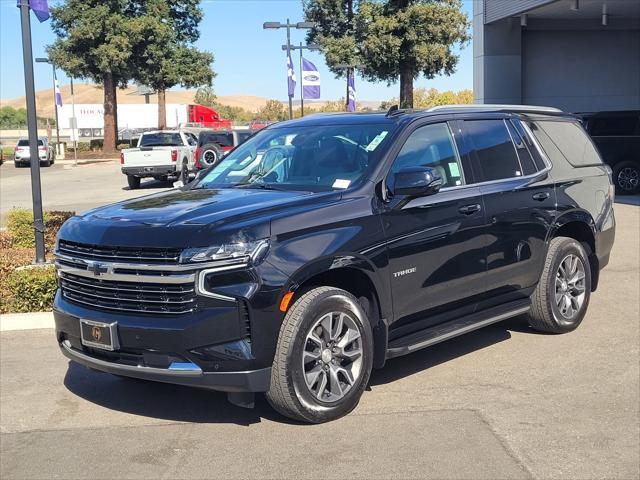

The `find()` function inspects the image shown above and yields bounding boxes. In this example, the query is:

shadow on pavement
[122,178,174,191]
[615,195,640,206]
[63,315,536,424]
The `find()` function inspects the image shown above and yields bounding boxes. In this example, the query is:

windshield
[195,123,393,192]
[139,133,183,147]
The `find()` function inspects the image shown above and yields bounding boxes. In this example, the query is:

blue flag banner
[302,58,321,100]
[287,51,296,98]
[348,72,356,112]
[54,78,63,107]
[17,0,50,22]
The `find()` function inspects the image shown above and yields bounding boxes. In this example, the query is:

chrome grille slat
[60,283,196,305]
[58,240,181,264]
[63,291,195,315]
[60,274,194,294]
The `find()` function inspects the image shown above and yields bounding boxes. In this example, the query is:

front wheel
[266,287,374,423]
[528,236,591,333]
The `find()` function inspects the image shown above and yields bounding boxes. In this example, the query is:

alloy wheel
[555,254,586,320]
[302,311,363,403]
[617,167,639,192]
[203,150,218,166]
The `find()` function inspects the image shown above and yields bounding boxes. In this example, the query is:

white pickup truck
[120,130,197,189]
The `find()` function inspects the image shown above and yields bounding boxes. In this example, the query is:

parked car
[14,137,55,167]
[120,130,197,189]
[194,129,253,169]
[580,110,640,195]
[53,105,615,423]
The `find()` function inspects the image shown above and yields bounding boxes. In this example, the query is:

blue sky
[0,0,474,102]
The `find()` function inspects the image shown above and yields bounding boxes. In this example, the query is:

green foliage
[380,88,473,109]
[194,86,217,107]
[131,1,215,110]
[6,209,75,251]
[0,106,55,129]
[305,0,470,108]
[212,103,255,123]
[257,100,288,122]
[3,266,58,313]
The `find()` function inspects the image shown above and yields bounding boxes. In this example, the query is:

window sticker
[365,131,389,151]
[449,162,461,177]
[332,179,351,189]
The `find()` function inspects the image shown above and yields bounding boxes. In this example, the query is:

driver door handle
[459,204,481,215]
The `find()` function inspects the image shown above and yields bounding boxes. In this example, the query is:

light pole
[283,42,319,117]
[35,58,60,150]
[263,19,316,119]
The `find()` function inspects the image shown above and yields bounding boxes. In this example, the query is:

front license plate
[80,319,118,351]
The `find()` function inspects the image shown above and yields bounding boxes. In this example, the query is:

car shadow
[370,314,533,386]
[122,179,174,191]
[63,315,537,424]
[63,361,294,426]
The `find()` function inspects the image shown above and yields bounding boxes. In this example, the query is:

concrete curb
[56,158,119,165]
[0,312,54,331]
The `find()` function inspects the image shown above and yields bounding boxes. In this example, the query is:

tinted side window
[535,120,602,166]
[203,133,234,148]
[391,123,465,188]
[589,115,639,136]
[506,120,537,176]
[464,120,523,181]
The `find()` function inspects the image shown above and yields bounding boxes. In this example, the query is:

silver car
[14,137,55,167]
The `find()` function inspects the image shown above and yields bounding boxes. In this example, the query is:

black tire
[14,162,22,168]
[41,159,51,167]
[127,175,140,189]
[200,143,223,168]
[612,160,640,195]
[180,159,190,184]
[266,286,374,423]
[528,236,591,334]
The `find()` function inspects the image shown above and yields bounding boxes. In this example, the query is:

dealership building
[473,0,640,112]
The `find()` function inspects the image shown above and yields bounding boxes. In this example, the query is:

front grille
[57,240,181,264]
[60,272,196,315]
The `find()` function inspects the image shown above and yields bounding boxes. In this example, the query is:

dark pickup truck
[53,105,615,423]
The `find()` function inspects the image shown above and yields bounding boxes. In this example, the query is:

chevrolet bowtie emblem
[91,326,102,342]
[87,261,109,276]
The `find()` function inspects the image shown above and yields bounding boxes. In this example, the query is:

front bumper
[122,165,177,177]
[59,338,271,392]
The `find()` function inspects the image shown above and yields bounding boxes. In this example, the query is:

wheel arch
[281,256,390,369]
[548,210,599,291]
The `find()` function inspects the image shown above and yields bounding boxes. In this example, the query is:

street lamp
[36,57,77,165]
[263,19,316,119]
[283,43,320,116]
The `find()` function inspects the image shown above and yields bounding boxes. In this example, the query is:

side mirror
[391,166,443,197]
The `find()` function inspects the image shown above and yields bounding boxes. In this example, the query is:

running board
[386,300,531,359]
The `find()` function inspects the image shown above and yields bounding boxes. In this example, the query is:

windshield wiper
[234,183,288,191]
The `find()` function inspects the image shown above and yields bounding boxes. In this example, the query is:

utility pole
[263,19,316,120]
[284,42,320,117]
[70,77,78,166]
[19,0,46,263]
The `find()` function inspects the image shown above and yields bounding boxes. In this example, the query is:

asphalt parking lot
[0,160,173,225]
[1,162,639,479]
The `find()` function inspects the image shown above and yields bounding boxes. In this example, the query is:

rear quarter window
[532,120,602,167]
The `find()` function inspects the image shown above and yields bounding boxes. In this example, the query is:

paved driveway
[0,205,638,479]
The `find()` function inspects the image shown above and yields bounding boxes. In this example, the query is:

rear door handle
[459,204,481,215]
[532,192,550,201]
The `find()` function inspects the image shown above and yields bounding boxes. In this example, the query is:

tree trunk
[158,88,167,129]
[399,61,414,109]
[103,72,117,153]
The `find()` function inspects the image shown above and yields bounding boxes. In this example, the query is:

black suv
[53,106,616,423]
[580,110,640,195]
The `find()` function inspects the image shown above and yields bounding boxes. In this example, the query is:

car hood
[59,187,330,248]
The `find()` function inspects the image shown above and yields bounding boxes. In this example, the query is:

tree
[357,0,470,108]
[48,0,144,152]
[380,87,473,109]
[194,86,217,107]
[257,100,288,122]
[131,0,214,129]
[304,0,361,110]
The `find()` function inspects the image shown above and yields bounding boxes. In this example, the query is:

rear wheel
[528,236,591,333]
[266,287,373,423]
[613,160,640,195]
[200,143,223,168]
[127,175,140,189]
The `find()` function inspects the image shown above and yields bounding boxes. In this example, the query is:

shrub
[89,139,104,150]
[3,265,58,313]
[0,230,13,249]
[5,208,74,251]
[0,247,40,313]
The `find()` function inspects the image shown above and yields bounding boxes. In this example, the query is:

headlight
[180,239,269,265]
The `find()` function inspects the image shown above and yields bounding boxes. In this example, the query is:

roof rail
[426,104,564,114]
